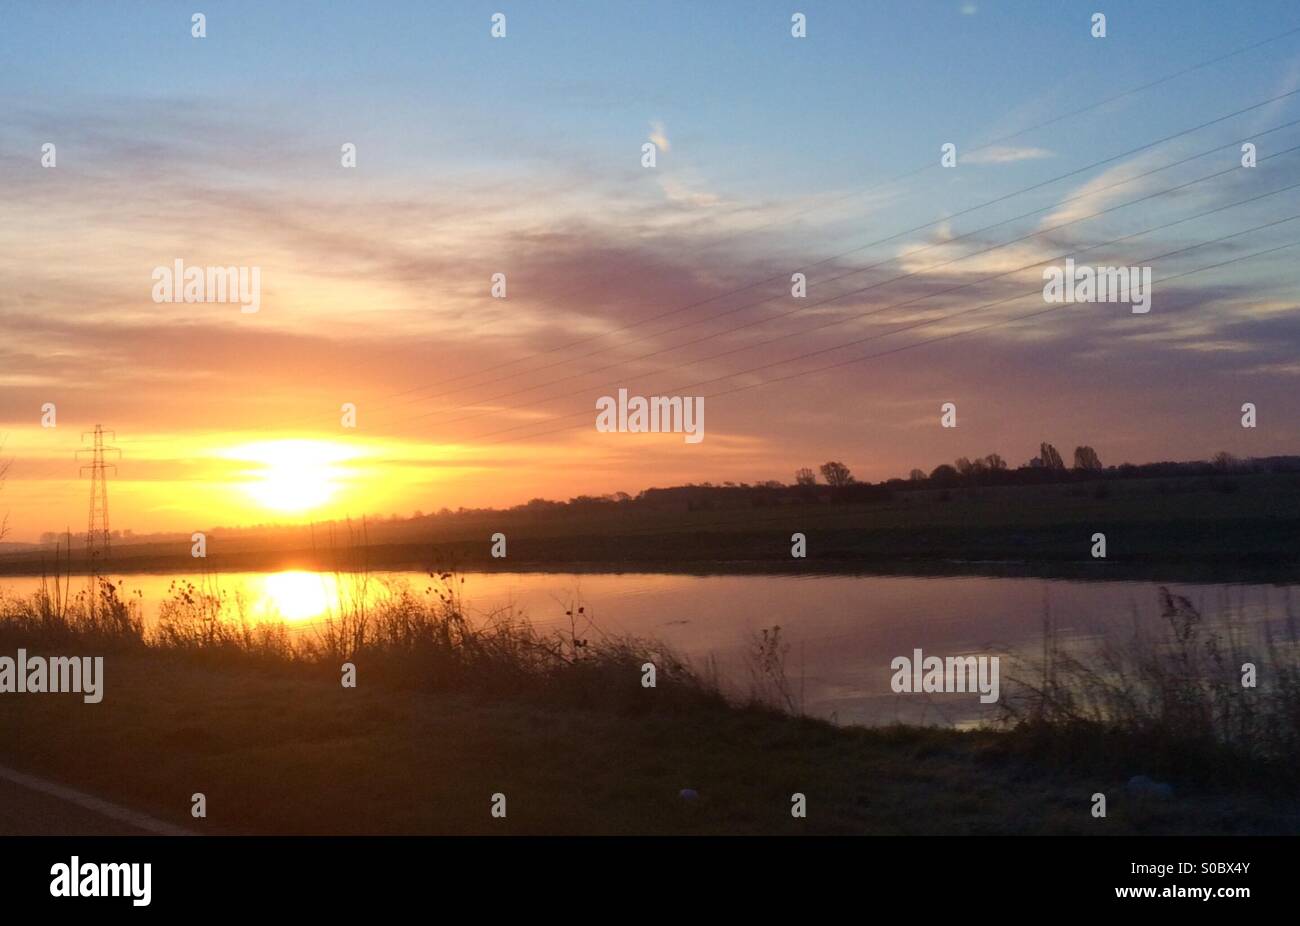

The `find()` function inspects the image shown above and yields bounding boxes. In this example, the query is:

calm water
[2,570,1294,727]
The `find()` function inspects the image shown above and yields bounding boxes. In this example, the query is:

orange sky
[3,6,1299,541]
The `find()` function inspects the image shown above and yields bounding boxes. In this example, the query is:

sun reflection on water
[255,570,338,622]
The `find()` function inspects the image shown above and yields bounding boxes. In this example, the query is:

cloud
[2,91,1298,536]
[658,174,722,208]
[648,120,670,152]
[964,146,1053,165]
[1038,149,1170,227]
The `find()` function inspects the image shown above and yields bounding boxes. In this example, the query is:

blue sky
[5,0,1296,197]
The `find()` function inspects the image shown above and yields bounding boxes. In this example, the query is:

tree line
[798,443,1104,489]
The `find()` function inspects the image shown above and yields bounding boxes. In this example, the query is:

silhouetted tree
[955,457,974,476]
[983,453,1007,471]
[908,468,926,482]
[1212,451,1239,471]
[929,463,959,485]
[794,468,817,487]
[1073,446,1103,471]
[819,461,854,487]
[1039,442,1066,470]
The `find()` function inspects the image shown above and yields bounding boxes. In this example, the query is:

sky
[1,1,1299,540]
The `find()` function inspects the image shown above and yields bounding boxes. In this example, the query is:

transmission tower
[77,425,120,567]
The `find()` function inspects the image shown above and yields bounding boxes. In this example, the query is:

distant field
[3,472,1298,580]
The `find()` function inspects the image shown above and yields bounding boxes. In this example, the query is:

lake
[2,569,1294,727]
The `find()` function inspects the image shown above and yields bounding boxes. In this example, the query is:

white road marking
[0,763,194,836]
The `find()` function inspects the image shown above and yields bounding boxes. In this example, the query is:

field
[3,472,1298,581]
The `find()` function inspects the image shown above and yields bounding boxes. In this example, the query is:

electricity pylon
[77,426,120,611]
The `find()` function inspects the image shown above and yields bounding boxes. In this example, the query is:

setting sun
[219,440,362,513]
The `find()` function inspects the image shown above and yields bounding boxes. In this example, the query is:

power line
[286,92,1300,438]
[127,101,1296,451]
[413,149,1300,439]
[114,26,1300,446]
[461,217,1300,447]
[700,238,1300,405]
[372,22,1300,396]
[406,94,1300,409]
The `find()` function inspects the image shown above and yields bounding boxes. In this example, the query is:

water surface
[3,570,1292,727]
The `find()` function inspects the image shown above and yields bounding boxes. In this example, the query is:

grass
[999,587,1300,789]
[3,643,1295,835]
[0,566,1298,834]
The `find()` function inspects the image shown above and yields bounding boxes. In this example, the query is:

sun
[219,439,361,513]
[258,570,336,621]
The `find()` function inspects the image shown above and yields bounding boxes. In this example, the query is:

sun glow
[219,440,363,513]
[258,570,336,622]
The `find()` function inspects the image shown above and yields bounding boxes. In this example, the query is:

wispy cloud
[648,120,670,153]
[964,146,1054,165]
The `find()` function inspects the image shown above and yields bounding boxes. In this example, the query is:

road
[0,765,191,836]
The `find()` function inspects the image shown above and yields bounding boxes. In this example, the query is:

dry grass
[0,559,717,718]
[999,587,1300,786]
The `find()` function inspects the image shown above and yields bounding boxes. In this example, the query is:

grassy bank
[1,574,1298,835]
[3,645,1293,835]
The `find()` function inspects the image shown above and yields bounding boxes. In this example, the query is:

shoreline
[2,552,1297,586]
